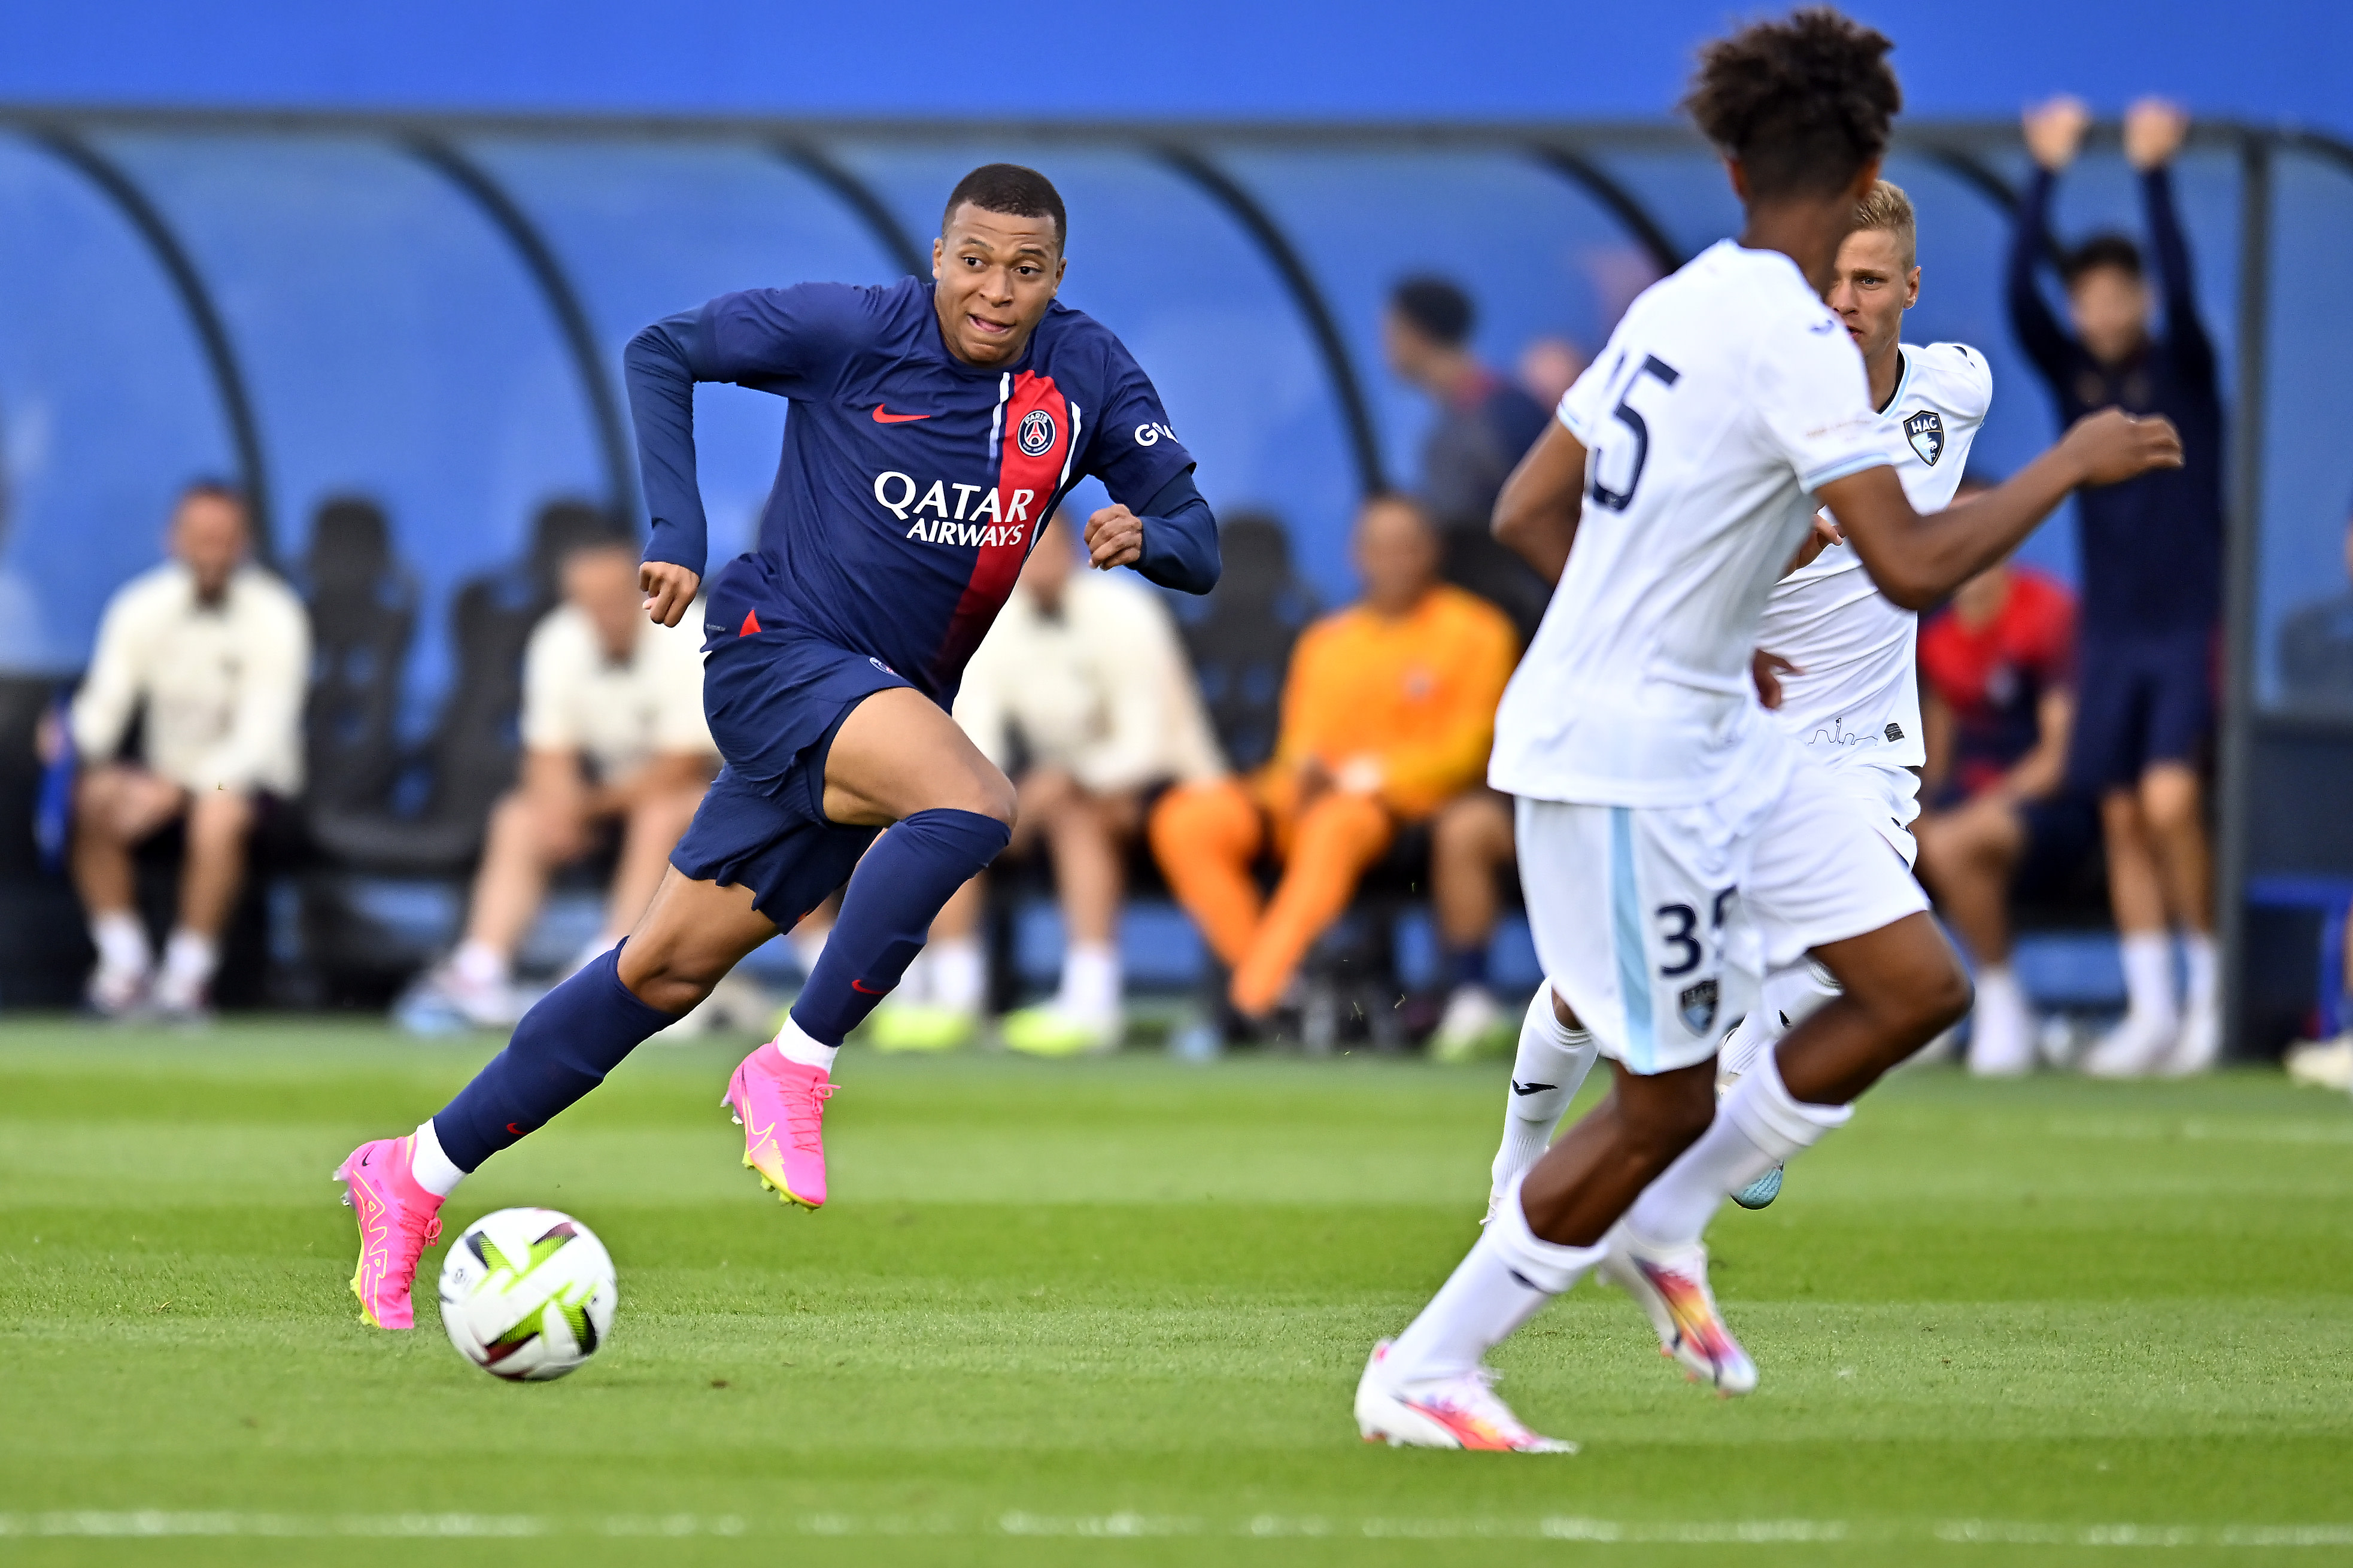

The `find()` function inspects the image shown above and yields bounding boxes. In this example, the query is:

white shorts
[1516,749,1929,1075]
[1815,753,1921,870]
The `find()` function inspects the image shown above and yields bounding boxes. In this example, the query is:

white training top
[1489,241,1892,808]
[1758,342,1992,771]
[955,569,1225,794]
[520,600,715,780]
[71,561,310,796]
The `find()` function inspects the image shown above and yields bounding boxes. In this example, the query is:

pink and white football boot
[333,1135,445,1330]
[1353,1340,1577,1453]
[1598,1229,1759,1396]
[723,1046,835,1209]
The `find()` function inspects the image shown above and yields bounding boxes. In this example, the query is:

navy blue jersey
[625,276,1212,703]
[2007,166,2226,640]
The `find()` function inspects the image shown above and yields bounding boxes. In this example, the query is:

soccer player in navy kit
[332,165,1220,1330]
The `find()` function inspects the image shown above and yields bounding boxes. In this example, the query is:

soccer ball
[437,1208,617,1382]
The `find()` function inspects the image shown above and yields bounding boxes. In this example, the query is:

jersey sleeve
[1553,352,1616,445]
[1079,330,1197,510]
[1753,314,1892,491]
[1933,343,1996,424]
[627,283,881,578]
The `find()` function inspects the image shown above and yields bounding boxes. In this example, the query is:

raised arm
[2126,99,2217,391]
[1491,420,1587,585]
[2009,97,2092,393]
[1819,408,2181,610]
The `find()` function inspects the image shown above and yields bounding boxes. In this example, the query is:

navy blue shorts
[2066,629,2215,795]
[667,627,912,926]
[2011,792,2101,901]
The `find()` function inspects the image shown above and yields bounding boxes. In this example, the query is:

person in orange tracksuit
[1151,493,1519,1023]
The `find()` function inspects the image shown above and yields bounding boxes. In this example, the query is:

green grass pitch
[2,1019,2350,1567]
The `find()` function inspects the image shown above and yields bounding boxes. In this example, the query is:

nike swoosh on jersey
[871,406,930,424]
[1511,1081,1556,1096]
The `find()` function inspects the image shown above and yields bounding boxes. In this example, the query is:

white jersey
[1489,241,1892,808]
[1759,342,1991,771]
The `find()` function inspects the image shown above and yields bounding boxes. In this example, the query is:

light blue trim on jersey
[1609,807,1655,1072]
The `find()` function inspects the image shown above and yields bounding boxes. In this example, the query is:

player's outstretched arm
[1492,421,1587,585]
[1822,409,2182,610]
[625,314,714,615]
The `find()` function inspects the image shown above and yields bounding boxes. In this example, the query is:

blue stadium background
[1,0,2349,1041]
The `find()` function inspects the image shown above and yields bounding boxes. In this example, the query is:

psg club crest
[1903,409,1945,466]
[1678,978,1720,1036]
[1017,408,1059,458]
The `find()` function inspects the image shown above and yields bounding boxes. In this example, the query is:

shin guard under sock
[791,807,1010,1046]
[433,946,678,1172]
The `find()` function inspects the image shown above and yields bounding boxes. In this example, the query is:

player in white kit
[1355,9,2181,1452]
[1478,179,1991,1220]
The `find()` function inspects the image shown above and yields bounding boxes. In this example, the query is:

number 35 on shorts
[1651,887,1736,1038]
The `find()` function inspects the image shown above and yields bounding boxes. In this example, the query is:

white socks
[2182,931,2218,1010]
[1623,1049,1851,1250]
[1058,941,1121,1022]
[450,940,510,990]
[410,1119,466,1198]
[155,929,218,1008]
[1968,963,2035,1076]
[2120,931,2178,1026]
[928,937,985,1016]
[771,1012,839,1073]
[91,911,151,977]
[1385,1174,1605,1385]
[1489,989,1598,1201]
[1721,961,1841,1083]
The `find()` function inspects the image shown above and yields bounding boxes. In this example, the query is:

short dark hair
[1390,276,1474,348]
[2062,232,2145,285]
[1683,8,1901,201]
[942,163,1067,247]
[179,478,247,515]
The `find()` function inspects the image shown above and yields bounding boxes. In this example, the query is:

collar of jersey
[1878,345,1916,418]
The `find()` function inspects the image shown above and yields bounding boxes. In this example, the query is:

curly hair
[1683,8,1902,200]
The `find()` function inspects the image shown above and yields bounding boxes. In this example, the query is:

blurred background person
[65,481,308,1018]
[2011,95,2225,1075]
[1152,493,1516,1038]
[2276,495,2353,711]
[397,531,715,1031]
[870,509,1222,1056]
[1913,530,2095,1076]
[1515,335,1587,413]
[1383,275,1552,642]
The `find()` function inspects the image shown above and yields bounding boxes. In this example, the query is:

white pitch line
[2,1511,2349,1547]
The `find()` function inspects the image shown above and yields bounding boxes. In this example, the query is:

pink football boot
[723,1046,836,1209]
[333,1135,445,1330]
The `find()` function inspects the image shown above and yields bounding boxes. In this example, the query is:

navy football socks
[432,946,678,1172]
[791,807,1010,1046]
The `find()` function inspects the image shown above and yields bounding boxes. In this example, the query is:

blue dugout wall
[0,111,2348,1045]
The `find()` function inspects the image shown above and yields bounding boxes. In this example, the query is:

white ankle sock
[1059,941,1121,1021]
[2120,931,2178,1024]
[91,911,150,976]
[1623,1049,1851,1248]
[161,928,218,989]
[1386,1175,1604,1384]
[771,1013,839,1072]
[451,940,509,989]
[410,1119,466,1198]
[2181,931,2218,1008]
[928,937,985,1016]
[1489,989,1598,1196]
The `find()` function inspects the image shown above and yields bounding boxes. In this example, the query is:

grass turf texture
[2,1020,2350,1567]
